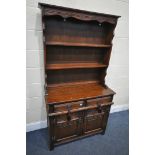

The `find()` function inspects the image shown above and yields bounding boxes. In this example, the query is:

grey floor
[26,110,129,155]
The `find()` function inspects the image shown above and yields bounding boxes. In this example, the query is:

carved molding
[43,8,117,24]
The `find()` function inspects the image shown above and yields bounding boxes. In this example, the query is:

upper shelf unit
[41,4,120,47]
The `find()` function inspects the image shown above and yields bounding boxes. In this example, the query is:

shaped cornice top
[39,3,120,25]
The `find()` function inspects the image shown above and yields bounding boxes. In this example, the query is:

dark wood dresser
[39,3,120,150]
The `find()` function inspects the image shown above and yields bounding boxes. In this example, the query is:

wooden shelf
[46,82,115,104]
[46,63,107,70]
[47,80,99,88]
[46,41,111,48]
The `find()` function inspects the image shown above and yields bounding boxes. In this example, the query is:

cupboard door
[55,119,79,142]
[84,105,111,134]
[84,111,104,134]
[54,111,83,142]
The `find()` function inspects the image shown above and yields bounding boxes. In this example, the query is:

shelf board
[46,63,107,70]
[46,41,111,48]
[47,80,99,88]
[46,82,115,104]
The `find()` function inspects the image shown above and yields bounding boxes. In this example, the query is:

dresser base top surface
[47,82,115,104]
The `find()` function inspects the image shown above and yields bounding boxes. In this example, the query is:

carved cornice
[40,4,119,24]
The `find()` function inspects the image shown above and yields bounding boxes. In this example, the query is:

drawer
[54,101,84,112]
[86,104,111,117]
[48,97,112,113]
[87,96,112,107]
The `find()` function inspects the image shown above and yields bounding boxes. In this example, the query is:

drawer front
[54,101,84,112]
[87,96,112,107]
[48,96,112,113]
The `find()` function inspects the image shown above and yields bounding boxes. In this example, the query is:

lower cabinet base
[47,98,113,150]
[50,128,104,149]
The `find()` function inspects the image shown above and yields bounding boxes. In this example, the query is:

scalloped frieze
[43,8,117,24]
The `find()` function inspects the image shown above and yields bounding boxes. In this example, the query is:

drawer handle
[80,103,83,107]
[97,103,102,113]
[66,105,71,121]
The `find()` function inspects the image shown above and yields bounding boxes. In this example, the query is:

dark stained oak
[39,3,120,150]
